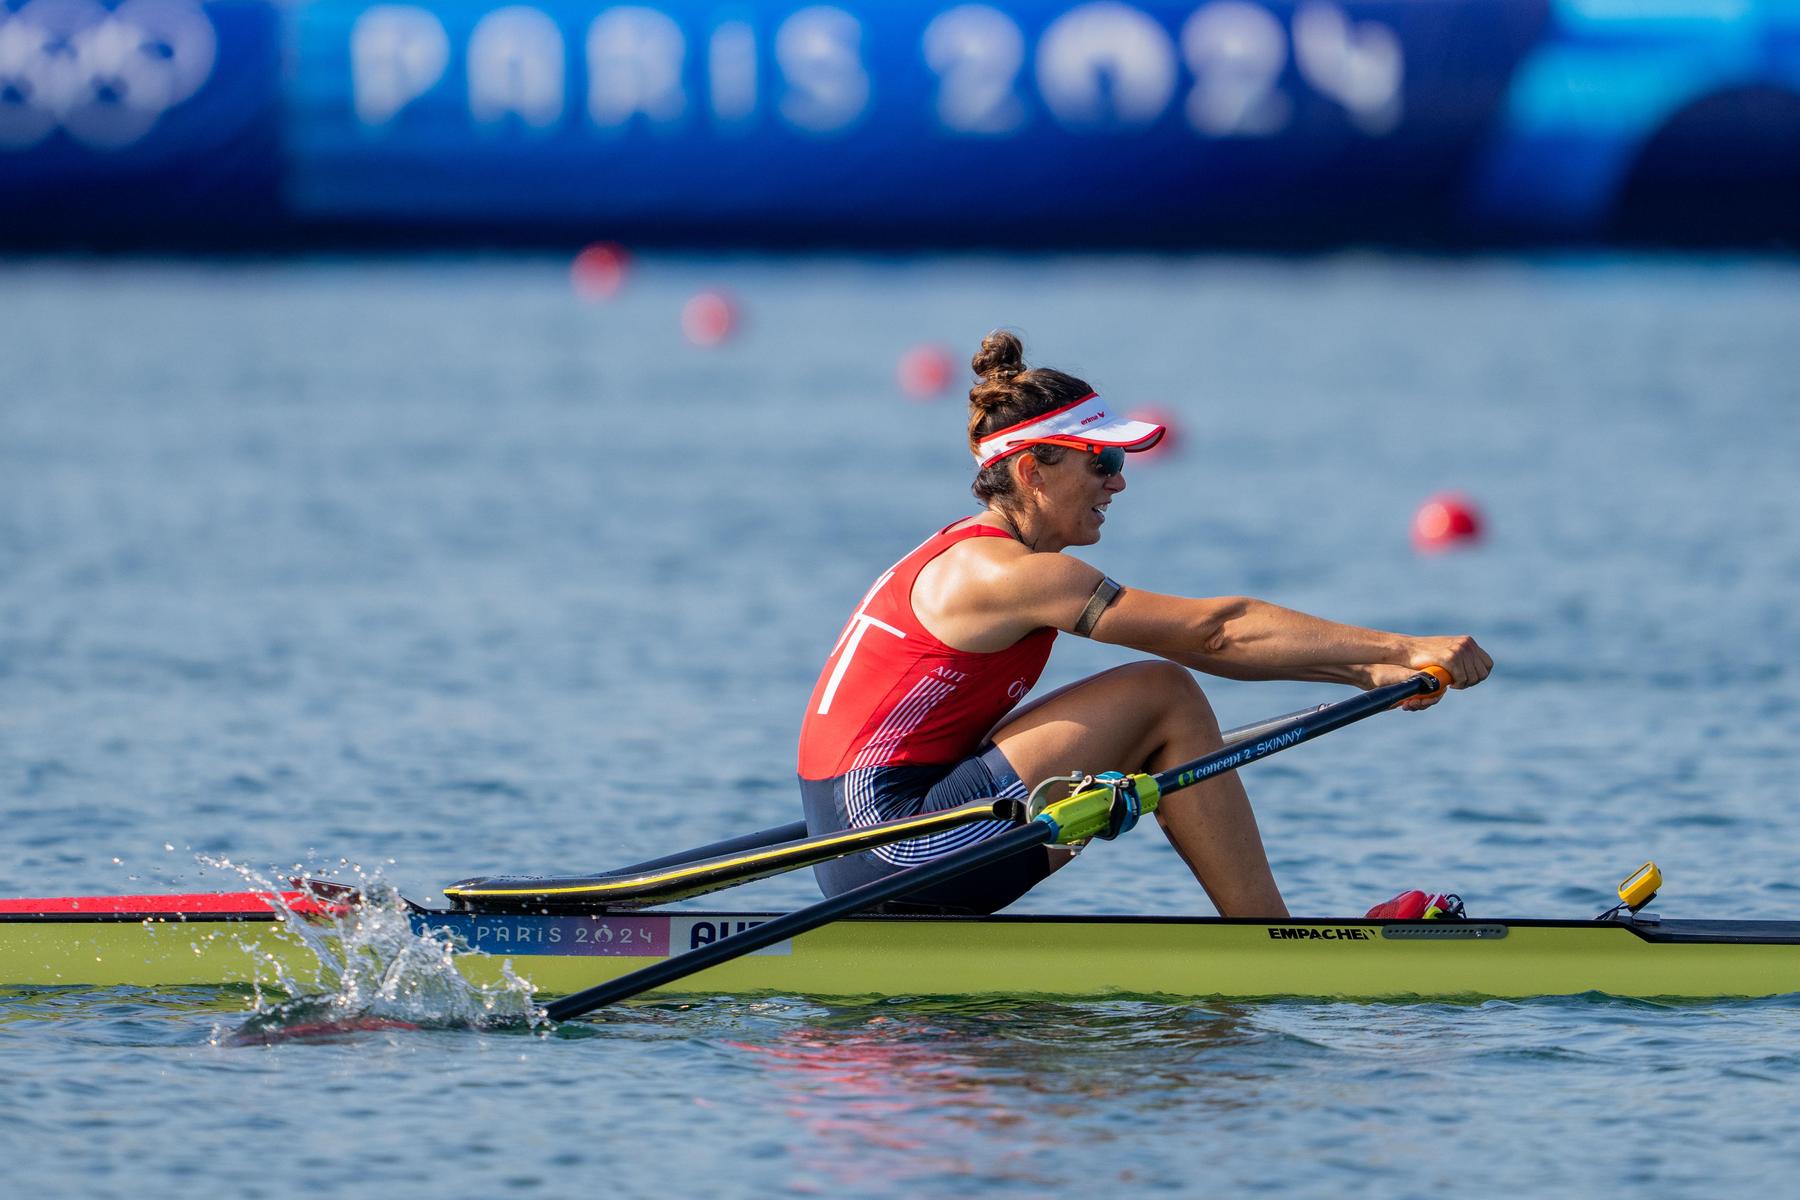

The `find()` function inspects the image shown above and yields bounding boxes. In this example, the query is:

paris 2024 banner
[3,0,1797,246]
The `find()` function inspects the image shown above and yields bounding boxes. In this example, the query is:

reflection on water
[639,998,1264,1189]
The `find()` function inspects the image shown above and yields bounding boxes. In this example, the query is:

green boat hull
[5,906,1800,1001]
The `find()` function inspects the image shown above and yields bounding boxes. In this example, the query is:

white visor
[975,393,1166,468]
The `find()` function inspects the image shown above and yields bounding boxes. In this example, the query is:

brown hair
[966,330,1095,506]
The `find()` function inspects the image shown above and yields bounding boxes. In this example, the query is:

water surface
[3,254,1798,1196]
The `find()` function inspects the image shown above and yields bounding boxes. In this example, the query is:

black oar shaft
[593,708,1278,880]
[1151,673,1441,797]
[541,823,1052,1020]
[476,712,1312,904]
[598,712,1277,878]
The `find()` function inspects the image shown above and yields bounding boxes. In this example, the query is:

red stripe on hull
[0,892,322,917]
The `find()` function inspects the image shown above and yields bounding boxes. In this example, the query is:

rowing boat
[4,890,1798,1000]
[9,678,1788,1010]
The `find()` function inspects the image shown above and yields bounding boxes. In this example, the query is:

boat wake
[200,859,545,1046]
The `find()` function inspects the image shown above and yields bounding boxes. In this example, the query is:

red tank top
[797,522,1057,779]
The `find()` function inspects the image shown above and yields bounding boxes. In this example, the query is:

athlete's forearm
[1183,597,1408,678]
[1098,592,1406,684]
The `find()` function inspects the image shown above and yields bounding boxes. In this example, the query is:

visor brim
[1035,419,1166,455]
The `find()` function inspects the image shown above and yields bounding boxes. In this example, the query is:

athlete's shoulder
[953,538,1100,606]
[1001,546,1104,591]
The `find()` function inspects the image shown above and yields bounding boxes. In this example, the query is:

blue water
[3,254,1799,1196]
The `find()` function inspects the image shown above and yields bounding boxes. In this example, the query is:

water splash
[196,858,545,1045]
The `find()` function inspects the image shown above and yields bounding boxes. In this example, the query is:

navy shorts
[799,744,1055,915]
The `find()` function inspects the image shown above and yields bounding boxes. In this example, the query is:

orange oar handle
[1395,664,1453,708]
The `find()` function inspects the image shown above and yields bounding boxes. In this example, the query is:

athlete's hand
[1398,635,1492,709]
[1407,635,1491,688]
[1355,638,1491,709]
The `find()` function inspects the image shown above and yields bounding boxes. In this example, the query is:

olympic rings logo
[0,0,215,150]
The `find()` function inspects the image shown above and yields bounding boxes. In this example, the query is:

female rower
[796,331,1491,917]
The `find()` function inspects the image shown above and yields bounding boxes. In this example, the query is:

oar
[541,667,1451,1020]
[443,799,1022,911]
[446,710,1306,912]
[1217,703,1329,747]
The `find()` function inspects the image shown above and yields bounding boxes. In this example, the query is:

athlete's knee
[1112,659,1212,714]
[1117,659,1205,698]
[1112,659,1185,689]
[1126,660,1222,736]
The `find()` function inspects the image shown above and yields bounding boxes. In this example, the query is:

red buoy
[1412,493,1483,553]
[897,344,956,399]
[682,290,739,346]
[570,242,630,301]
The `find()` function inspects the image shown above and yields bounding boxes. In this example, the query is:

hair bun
[971,330,1026,382]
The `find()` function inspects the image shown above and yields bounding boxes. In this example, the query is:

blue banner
[283,0,1544,241]
[2,0,1797,246]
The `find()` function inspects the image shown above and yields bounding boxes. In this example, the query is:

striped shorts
[798,744,1055,915]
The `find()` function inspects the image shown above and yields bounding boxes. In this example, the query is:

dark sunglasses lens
[1093,447,1126,477]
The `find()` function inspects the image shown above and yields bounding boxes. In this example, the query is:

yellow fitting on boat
[1036,774,1161,845]
[1618,861,1662,911]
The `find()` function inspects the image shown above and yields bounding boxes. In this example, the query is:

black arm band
[1072,576,1122,637]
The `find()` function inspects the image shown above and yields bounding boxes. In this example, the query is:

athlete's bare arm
[915,538,1490,699]
[1092,588,1490,694]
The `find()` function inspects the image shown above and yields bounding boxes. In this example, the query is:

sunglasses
[1089,446,1126,477]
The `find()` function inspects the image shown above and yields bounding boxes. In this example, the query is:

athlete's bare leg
[989,661,1288,918]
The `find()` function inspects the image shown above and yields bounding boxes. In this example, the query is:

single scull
[8,673,1789,1006]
